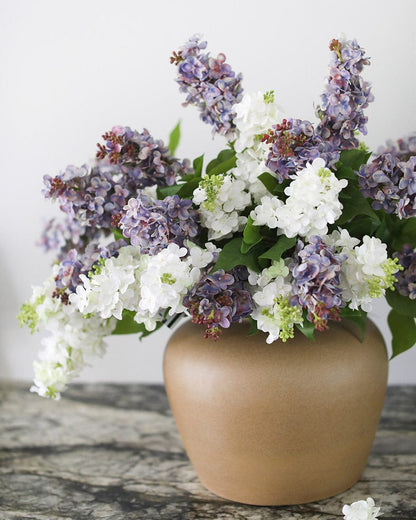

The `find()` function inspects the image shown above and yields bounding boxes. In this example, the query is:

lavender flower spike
[120,192,200,256]
[290,236,346,331]
[171,35,243,139]
[316,38,374,150]
[394,244,416,299]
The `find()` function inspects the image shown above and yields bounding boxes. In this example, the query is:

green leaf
[259,236,297,262]
[112,228,125,241]
[156,184,182,198]
[339,149,372,171]
[258,172,280,194]
[343,215,378,240]
[177,177,201,199]
[337,183,380,226]
[388,309,416,358]
[391,217,416,250]
[248,316,259,336]
[339,308,368,341]
[335,164,357,182]
[168,121,181,156]
[112,310,163,339]
[212,237,261,272]
[296,317,315,341]
[206,149,236,176]
[241,216,262,254]
[386,290,416,317]
[257,172,288,197]
[112,310,144,335]
[192,154,204,177]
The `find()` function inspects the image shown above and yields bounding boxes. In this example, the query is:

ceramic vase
[163,319,388,505]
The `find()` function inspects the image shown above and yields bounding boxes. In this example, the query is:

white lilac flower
[342,497,381,520]
[20,272,115,399]
[250,268,302,343]
[31,310,114,399]
[248,259,289,288]
[134,243,202,330]
[193,174,251,240]
[232,148,271,202]
[71,245,142,320]
[327,230,401,311]
[250,194,283,228]
[233,91,282,153]
[274,157,347,238]
[187,242,218,268]
[232,91,282,202]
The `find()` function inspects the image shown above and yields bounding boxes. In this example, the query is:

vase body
[163,319,388,506]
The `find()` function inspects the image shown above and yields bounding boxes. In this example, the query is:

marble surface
[0,382,415,520]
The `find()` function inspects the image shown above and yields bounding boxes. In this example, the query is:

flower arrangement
[19,35,416,399]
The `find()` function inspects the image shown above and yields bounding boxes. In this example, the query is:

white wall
[1,0,416,386]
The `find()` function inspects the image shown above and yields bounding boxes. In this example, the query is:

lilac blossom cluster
[171,35,243,138]
[96,126,192,187]
[316,38,374,150]
[54,239,126,297]
[43,163,131,230]
[37,216,103,261]
[263,119,340,183]
[393,244,416,299]
[358,152,416,218]
[120,193,200,255]
[377,132,416,161]
[183,266,253,339]
[290,236,346,330]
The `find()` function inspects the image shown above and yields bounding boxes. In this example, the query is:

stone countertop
[0,383,415,520]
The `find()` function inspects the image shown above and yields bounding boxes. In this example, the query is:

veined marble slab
[0,383,415,519]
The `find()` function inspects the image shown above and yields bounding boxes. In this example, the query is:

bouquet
[19,35,416,399]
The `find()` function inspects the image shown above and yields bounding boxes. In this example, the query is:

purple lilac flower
[37,216,104,261]
[316,38,374,150]
[120,193,200,255]
[43,163,126,228]
[54,239,127,297]
[183,266,253,340]
[393,244,416,299]
[171,35,243,139]
[43,125,193,234]
[290,236,346,331]
[262,119,340,182]
[377,132,416,162]
[358,153,416,218]
[96,126,192,187]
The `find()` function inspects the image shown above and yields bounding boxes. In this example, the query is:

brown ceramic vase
[163,318,388,506]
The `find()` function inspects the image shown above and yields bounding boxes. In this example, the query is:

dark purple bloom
[377,132,416,162]
[96,127,193,187]
[358,153,416,218]
[172,35,243,138]
[120,193,200,255]
[37,216,104,262]
[263,119,340,182]
[393,244,416,299]
[290,236,346,330]
[183,266,253,340]
[316,38,374,150]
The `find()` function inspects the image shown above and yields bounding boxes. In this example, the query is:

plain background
[1,0,416,386]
